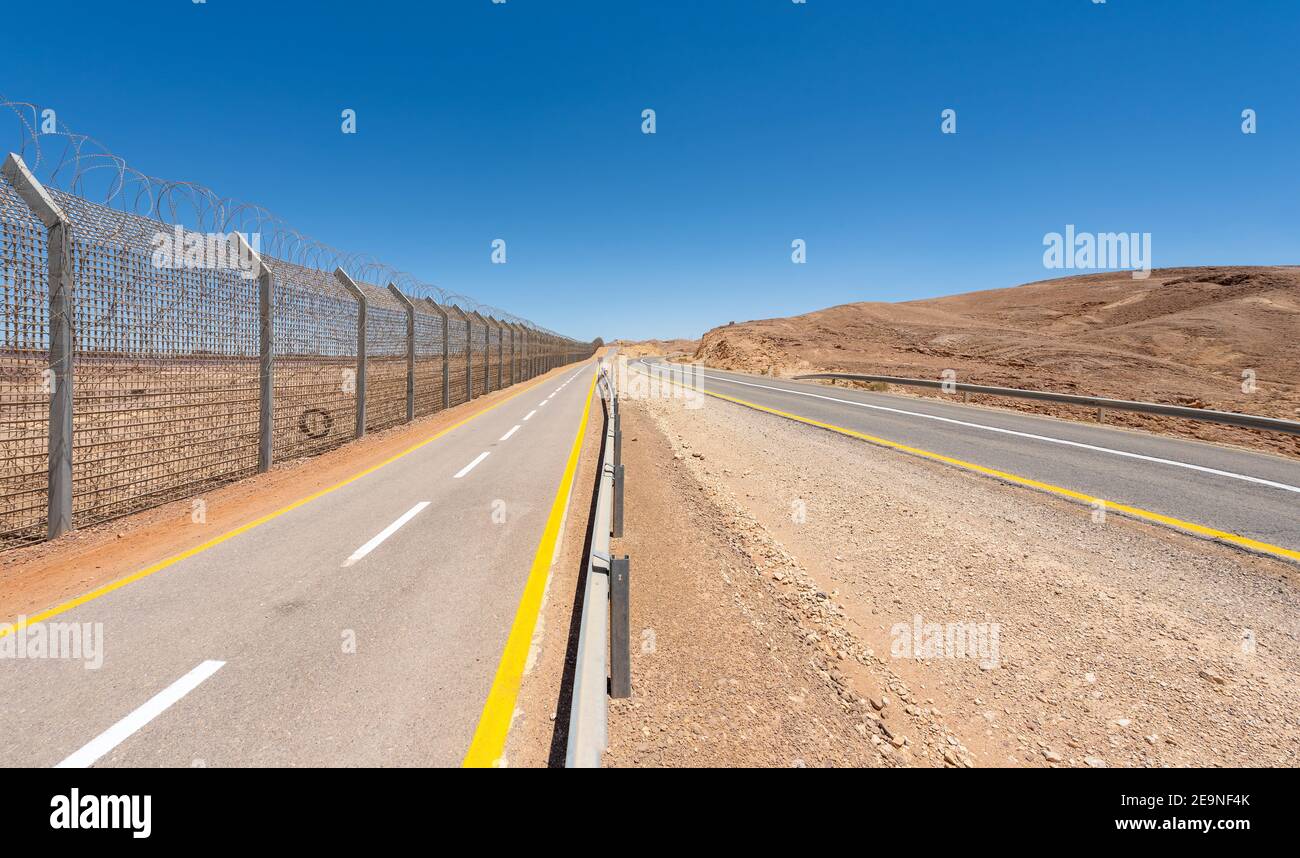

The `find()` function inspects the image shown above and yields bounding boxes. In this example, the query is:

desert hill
[690,267,1300,456]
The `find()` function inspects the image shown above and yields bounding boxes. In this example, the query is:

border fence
[0,113,593,551]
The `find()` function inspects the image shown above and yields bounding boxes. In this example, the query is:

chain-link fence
[0,145,595,551]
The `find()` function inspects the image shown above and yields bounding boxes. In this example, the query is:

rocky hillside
[692,267,1300,456]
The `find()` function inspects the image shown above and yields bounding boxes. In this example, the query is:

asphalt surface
[638,358,1300,558]
[0,361,597,767]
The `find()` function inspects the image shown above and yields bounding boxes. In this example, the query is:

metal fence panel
[413,301,445,417]
[447,314,469,407]
[49,190,261,529]
[486,323,500,392]
[268,258,358,461]
[0,174,49,548]
[469,317,487,396]
[358,283,406,432]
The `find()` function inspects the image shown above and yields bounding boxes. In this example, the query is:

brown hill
[692,266,1300,457]
[614,338,699,359]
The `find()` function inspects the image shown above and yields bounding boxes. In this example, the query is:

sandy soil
[608,391,1300,767]
[690,266,1300,458]
[0,362,584,625]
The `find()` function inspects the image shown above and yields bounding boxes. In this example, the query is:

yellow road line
[642,364,1300,565]
[0,366,587,638]
[463,370,599,767]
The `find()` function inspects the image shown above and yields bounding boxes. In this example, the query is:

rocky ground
[603,400,967,767]
[606,389,1300,767]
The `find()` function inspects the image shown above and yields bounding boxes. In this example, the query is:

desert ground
[593,391,1300,767]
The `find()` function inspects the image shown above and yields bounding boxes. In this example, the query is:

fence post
[334,268,367,438]
[387,283,415,422]
[482,315,496,392]
[490,316,504,391]
[426,298,450,411]
[228,233,274,472]
[481,314,491,395]
[3,153,73,538]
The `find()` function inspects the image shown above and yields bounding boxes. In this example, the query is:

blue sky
[2,0,1297,341]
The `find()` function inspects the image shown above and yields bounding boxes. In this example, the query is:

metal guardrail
[794,373,1300,436]
[566,362,630,768]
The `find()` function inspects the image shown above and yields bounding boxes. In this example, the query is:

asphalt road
[637,358,1300,561]
[0,361,597,767]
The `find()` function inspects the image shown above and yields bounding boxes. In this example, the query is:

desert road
[638,359,1300,562]
[0,361,598,768]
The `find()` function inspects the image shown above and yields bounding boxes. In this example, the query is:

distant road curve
[637,359,1300,563]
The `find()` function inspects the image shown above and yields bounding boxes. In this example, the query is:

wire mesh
[487,322,501,392]
[268,257,358,460]
[0,173,50,548]
[49,189,261,529]
[360,283,407,432]
[469,317,487,397]
[446,311,469,407]
[413,302,445,417]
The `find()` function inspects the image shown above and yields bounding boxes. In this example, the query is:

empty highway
[637,358,1300,563]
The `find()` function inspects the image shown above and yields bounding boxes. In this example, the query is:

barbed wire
[1,95,575,341]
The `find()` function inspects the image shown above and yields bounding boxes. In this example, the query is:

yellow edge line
[643,365,1300,565]
[0,367,583,639]
[462,370,599,768]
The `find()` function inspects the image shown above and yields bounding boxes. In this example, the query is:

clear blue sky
[2,0,1297,341]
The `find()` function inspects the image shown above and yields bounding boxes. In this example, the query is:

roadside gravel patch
[628,391,1300,767]
[607,401,975,767]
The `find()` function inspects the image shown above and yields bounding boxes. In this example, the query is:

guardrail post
[3,153,74,538]
[610,555,631,699]
[387,283,415,422]
[334,268,367,438]
[426,299,450,411]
